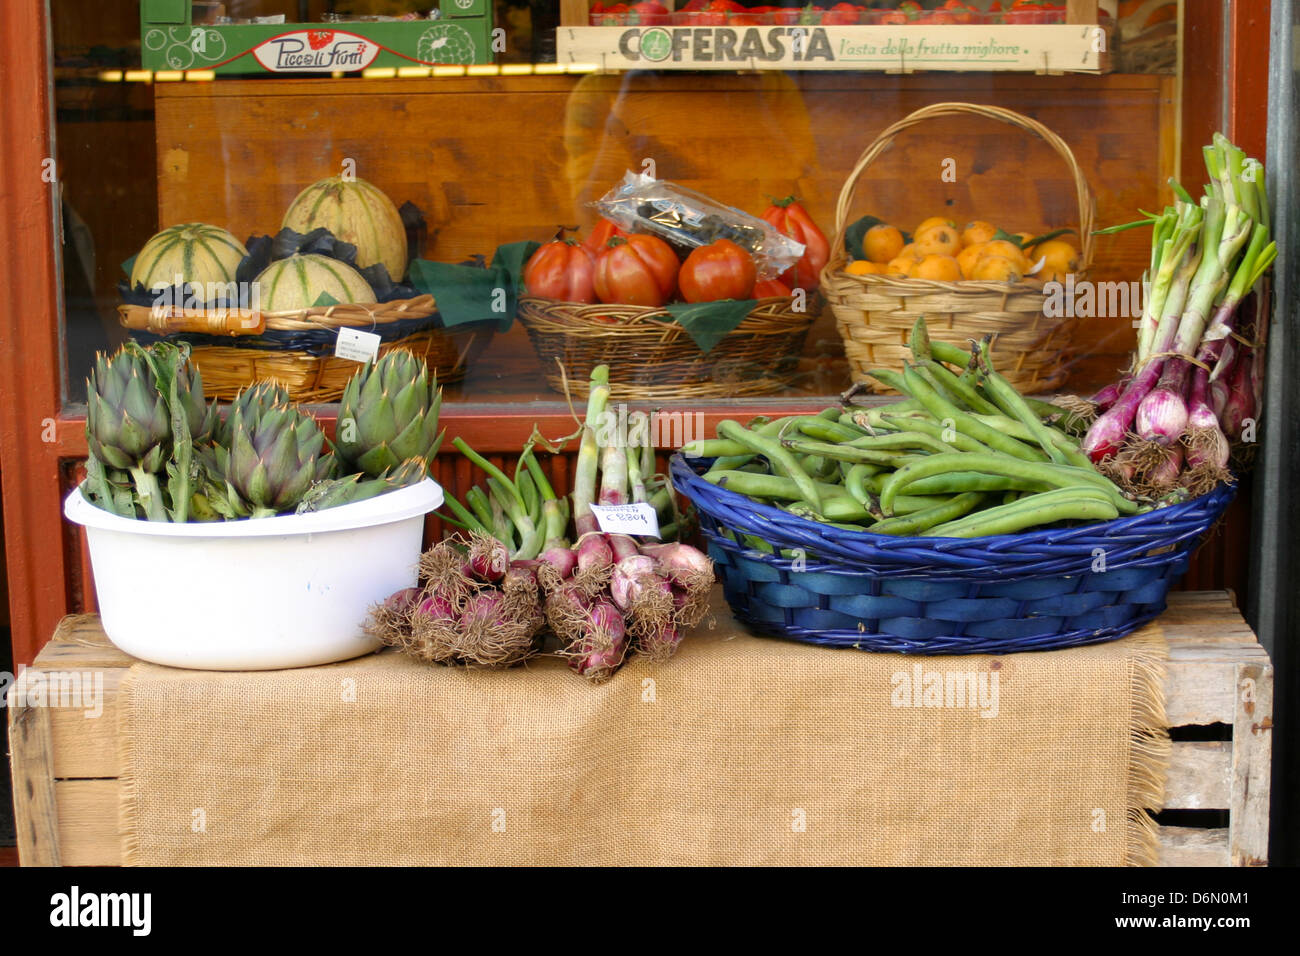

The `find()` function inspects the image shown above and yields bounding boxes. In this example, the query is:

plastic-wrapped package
[593,172,805,279]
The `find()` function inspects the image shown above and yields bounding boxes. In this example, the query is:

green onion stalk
[1083,200,1206,460]
[1134,195,1232,444]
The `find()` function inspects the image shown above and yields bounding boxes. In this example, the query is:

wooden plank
[0,0,71,668]
[7,696,62,866]
[47,670,125,780]
[1066,0,1099,25]
[1158,826,1230,867]
[1165,741,1230,810]
[1165,659,1237,726]
[153,74,1167,304]
[559,0,589,27]
[1228,661,1272,866]
[55,780,122,867]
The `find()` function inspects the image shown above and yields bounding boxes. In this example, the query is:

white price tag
[334,327,381,363]
[590,502,660,538]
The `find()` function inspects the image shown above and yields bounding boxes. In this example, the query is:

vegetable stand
[2,0,1288,871]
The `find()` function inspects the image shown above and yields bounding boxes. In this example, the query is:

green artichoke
[216,401,335,518]
[215,381,291,447]
[336,350,442,477]
[295,458,428,514]
[86,344,173,520]
[163,343,218,445]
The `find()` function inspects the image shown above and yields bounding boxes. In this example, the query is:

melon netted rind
[130,223,248,294]
[253,253,377,313]
[281,176,408,282]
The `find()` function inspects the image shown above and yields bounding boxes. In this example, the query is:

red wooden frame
[0,0,1275,668]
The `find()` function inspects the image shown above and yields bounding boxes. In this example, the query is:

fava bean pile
[682,319,1155,539]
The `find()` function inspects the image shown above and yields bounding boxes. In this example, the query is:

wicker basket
[672,454,1234,655]
[515,295,818,402]
[118,294,493,402]
[821,102,1096,394]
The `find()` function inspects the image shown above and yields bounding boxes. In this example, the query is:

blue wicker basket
[671,453,1234,654]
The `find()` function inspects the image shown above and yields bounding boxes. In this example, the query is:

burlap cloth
[119,591,1169,866]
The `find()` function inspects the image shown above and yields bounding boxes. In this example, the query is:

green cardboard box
[140,1,494,73]
[440,0,490,17]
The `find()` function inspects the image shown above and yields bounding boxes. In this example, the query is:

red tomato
[941,0,979,24]
[761,195,830,292]
[822,3,865,25]
[524,240,597,303]
[772,5,824,25]
[594,235,679,307]
[629,1,670,24]
[582,218,628,256]
[589,2,629,25]
[753,277,793,298]
[678,239,757,303]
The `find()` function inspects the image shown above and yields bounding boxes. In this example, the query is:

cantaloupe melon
[130,223,248,293]
[281,176,408,281]
[254,254,376,313]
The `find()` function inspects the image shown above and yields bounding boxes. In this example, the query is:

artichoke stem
[129,468,169,522]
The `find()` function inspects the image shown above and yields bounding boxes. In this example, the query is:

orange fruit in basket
[960,220,999,247]
[914,225,961,257]
[956,242,987,278]
[916,216,956,235]
[912,254,963,281]
[1030,238,1081,282]
[970,255,1024,282]
[863,224,905,263]
[845,259,882,275]
[885,255,917,277]
[979,239,1031,272]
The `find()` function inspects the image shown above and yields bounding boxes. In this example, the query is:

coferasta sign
[557,25,1106,72]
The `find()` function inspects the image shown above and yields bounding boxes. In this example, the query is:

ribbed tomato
[678,239,757,303]
[594,235,679,306]
[761,195,830,291]
[752,277,793,298]
[523,239,597,303]
[582,218,628,256]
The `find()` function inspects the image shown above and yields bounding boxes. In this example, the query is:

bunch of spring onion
[681,317,1147,541]
[370,365,714,683]
[1082,133,1276,495]
[543,365,714,681]
[366,538,544,668]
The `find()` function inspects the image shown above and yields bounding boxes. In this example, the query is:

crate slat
[55,779,122,867]
[1165,741,1231,809]
[1158,826,1230,867]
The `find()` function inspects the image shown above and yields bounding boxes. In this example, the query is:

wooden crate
[7,591,1271,866]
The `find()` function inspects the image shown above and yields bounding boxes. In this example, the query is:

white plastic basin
[64,478,443,670]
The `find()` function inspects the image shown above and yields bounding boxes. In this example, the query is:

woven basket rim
[118,294,437,333]
[516,293,812,325]
[672,453,1235,572]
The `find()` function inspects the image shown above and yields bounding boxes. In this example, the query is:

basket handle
[118,304,266,336]
[826,102,1095,271]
